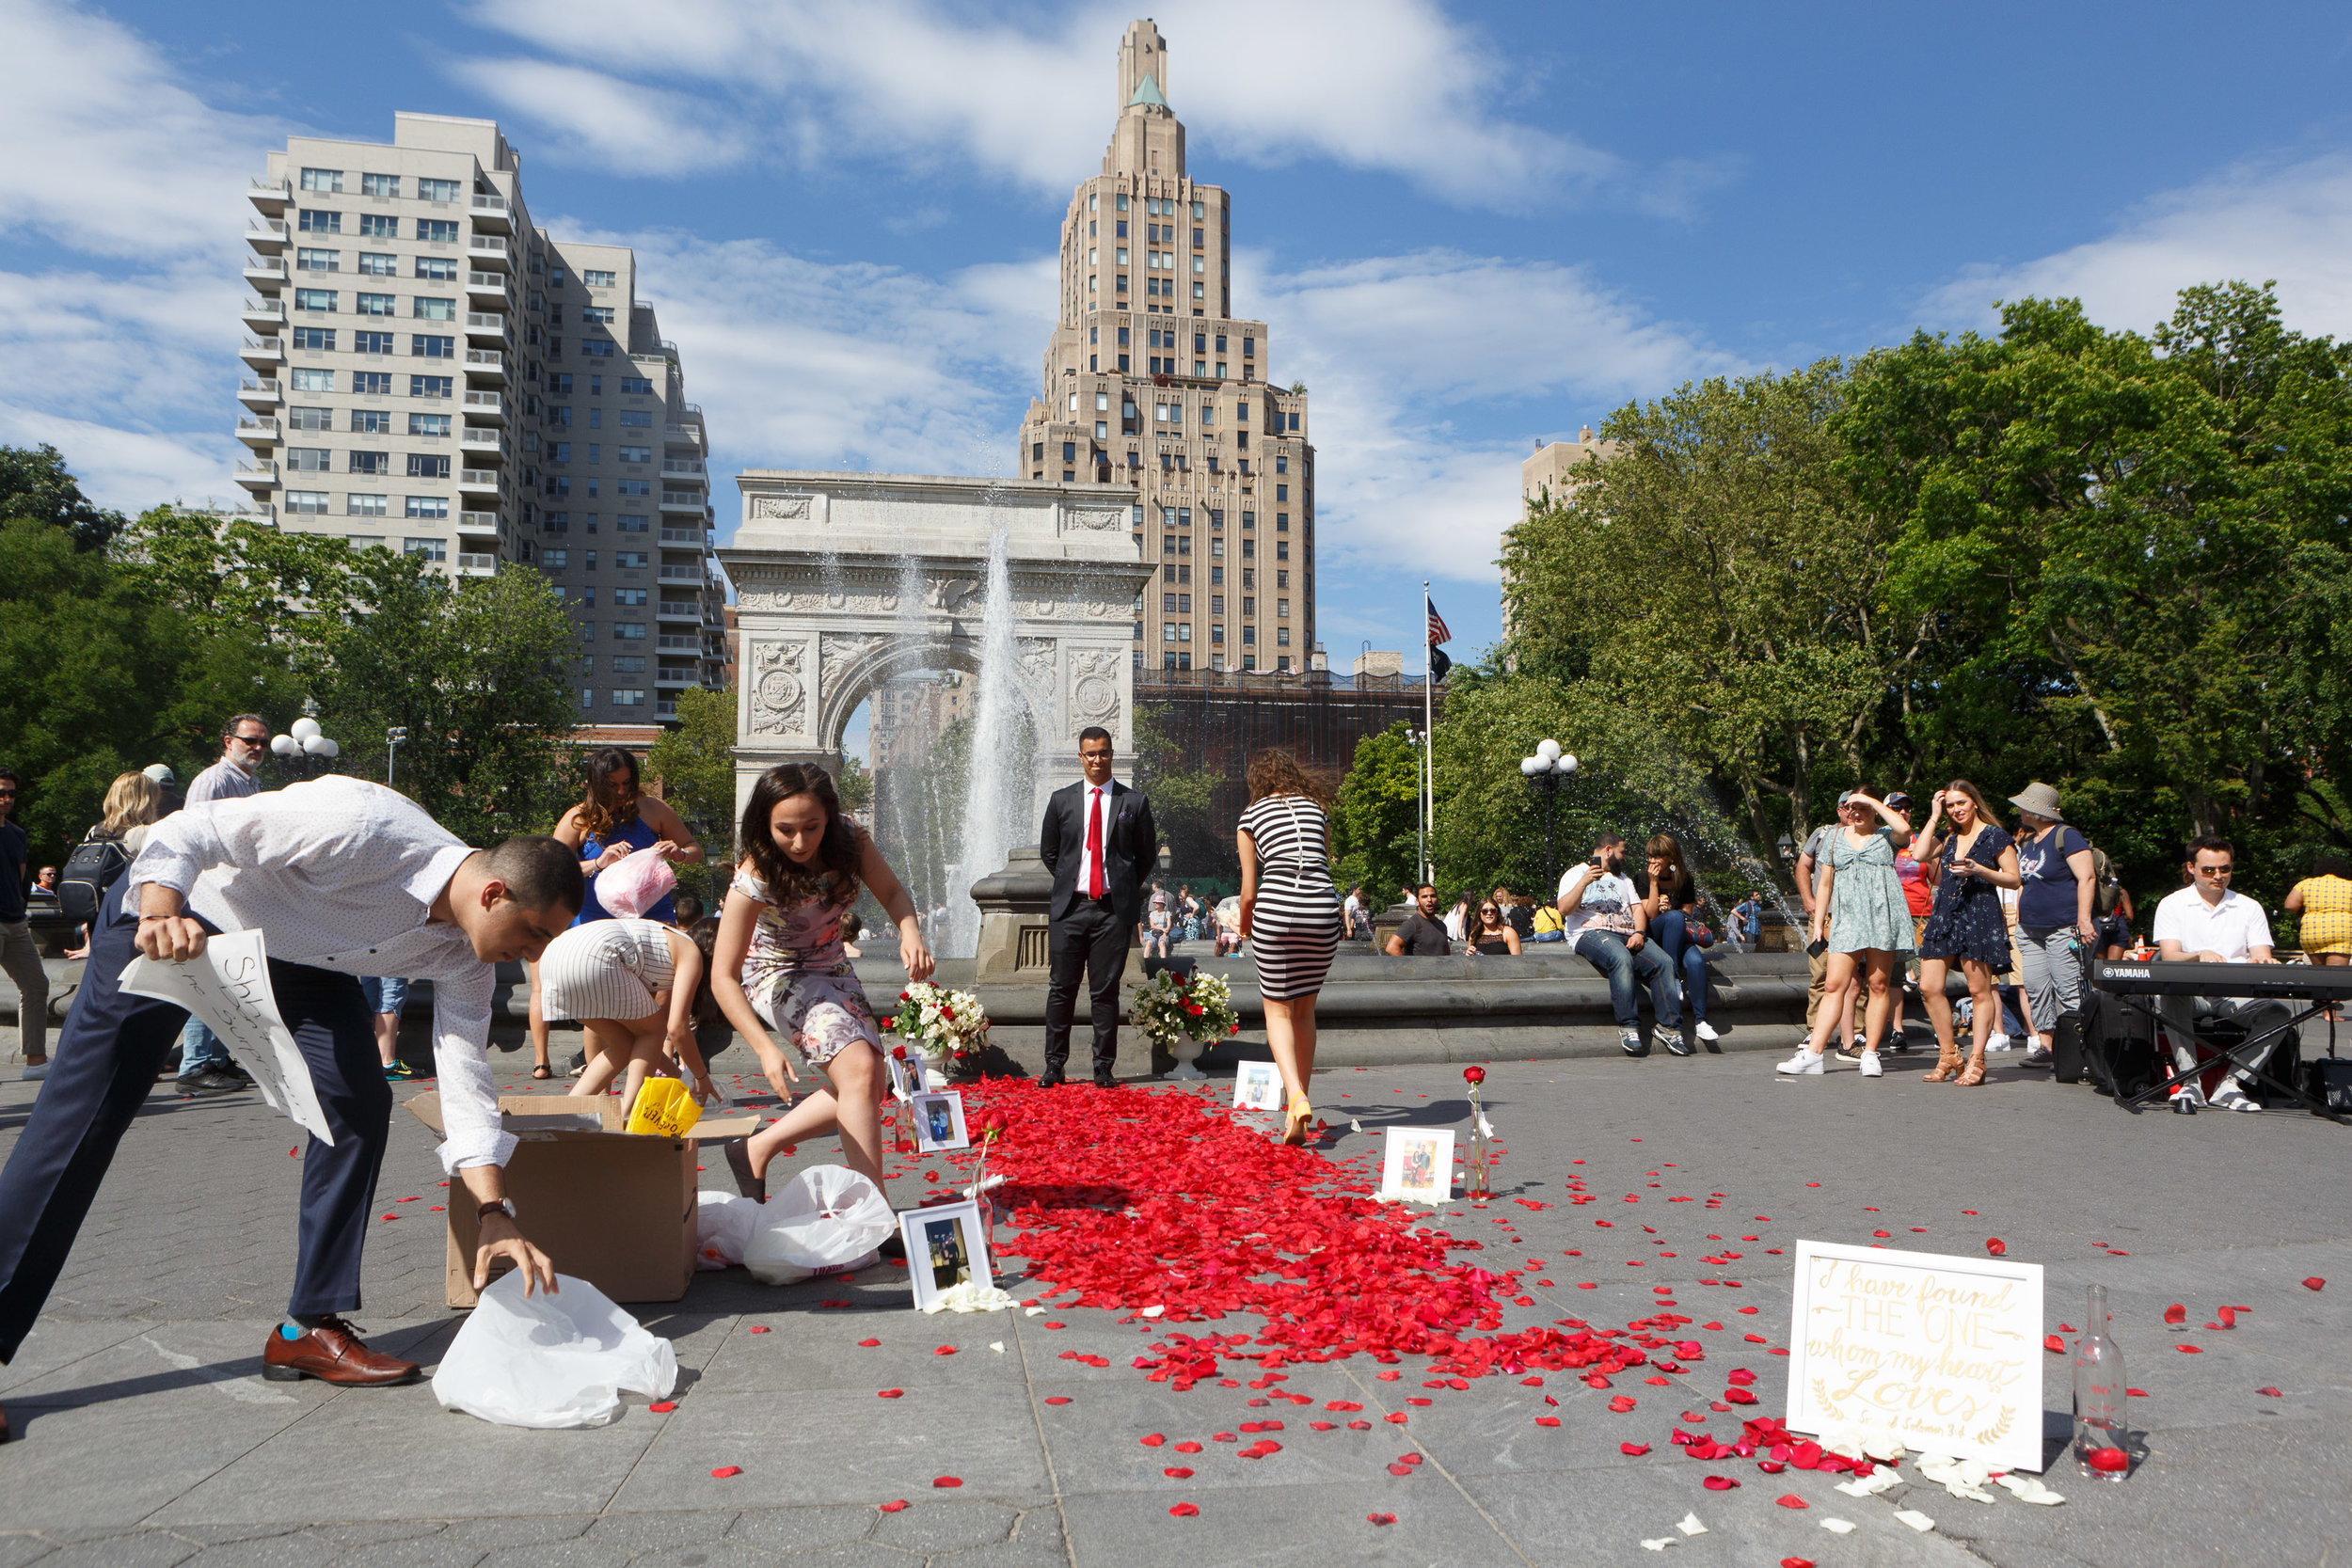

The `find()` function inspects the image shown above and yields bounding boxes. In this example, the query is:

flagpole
[1422,579,1436,885]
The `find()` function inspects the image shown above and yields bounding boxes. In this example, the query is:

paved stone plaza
[0,1038,2345,1567]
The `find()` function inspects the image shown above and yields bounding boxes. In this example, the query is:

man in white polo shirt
[2152,835,2290,1112]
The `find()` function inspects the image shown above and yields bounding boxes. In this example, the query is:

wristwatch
[476,1198,516,1222]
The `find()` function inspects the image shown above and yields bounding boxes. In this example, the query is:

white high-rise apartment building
[1018,20,1316,674]
[235,112,726,732]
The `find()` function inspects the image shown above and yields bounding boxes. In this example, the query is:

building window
[413,296,455,321]
[411,335,453,357]
[283,490,329,515]
[616,444,651,464]
[418,218,459,244]
[408,413,451,436]
[360,172,398,198]
[296,209,341,234]
[410,375,453,399]
[290,368,334,392]
[404,536,446,561]
[619,375,654,394]
[406,455,451,481]
[295,247,340,272]
[616,514,649,531]
[341,330,383,355]
[289,406,331,432]
[613,588,646,605]
[613,622,646,641]
[617,409,652,428]
[415,257,457,282]
[544,549,568,567]
[358,251,397,276]
[614,550,648,569]
[354,292,393,316]
[405,496,449,519]
[299,167,343,194]
[348,451,389,475]
[582,269,616,287]
[286,447,330,473]
[346,494,387,515]
[581,340,614,357]
[418,178,462,203]
[294,288,336,312]
[358,213,395,238]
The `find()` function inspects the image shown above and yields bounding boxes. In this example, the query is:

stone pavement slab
[1,1049,2348,1565]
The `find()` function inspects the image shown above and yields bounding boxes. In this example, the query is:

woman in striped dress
[540,916,718,1116]
[1236,750,1343,1145]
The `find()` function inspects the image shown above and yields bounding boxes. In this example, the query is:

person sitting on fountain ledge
[1036,726,1157,1088]
[1385,884,1454,956]
[1559,832,1688,1057]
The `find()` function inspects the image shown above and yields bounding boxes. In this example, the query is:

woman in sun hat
[2009,781,2094,1068]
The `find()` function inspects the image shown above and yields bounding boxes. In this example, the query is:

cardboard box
[406,1091,762,1308]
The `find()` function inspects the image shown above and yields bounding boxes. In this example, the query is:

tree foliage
[0,443,127,551]
[1329,721,1423,901]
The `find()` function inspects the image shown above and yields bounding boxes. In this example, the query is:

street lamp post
[270,713,342,783]
[1517,739,1579,895]
[385,725,409,788]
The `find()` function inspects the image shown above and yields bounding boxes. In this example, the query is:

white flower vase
[922,1061,951,1091]
[1165,1033,1209,1080]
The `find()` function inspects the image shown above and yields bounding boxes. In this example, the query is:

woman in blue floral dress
[1915,780,2021,1086]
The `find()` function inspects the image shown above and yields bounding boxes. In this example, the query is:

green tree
[1330,721,1423,899]
[321,563,580,844]
[834,753,875,816]
[0,444,126,551]
[1130,702,1218,875]
[645,684,739,847]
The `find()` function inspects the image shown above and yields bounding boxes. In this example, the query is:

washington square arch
[718,470,1159,835]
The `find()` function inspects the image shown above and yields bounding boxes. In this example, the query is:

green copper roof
[1127,72,1167,108]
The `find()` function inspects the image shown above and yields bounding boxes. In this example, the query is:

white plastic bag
[432,1271,677,1429]
[696,1190,763,1271]
[597,846,676,920]
[743,1164,895,1286]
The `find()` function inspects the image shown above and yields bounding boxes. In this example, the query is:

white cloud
[1924,152,2352,340]
[443,58,748,176]
[457,0,1613,210]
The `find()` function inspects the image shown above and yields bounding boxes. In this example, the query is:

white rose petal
[1820,1518,1856,1535]
[1676,1513,1707,1537]
[1639,1540,1677,1552]
[1893,1509,1936,1533]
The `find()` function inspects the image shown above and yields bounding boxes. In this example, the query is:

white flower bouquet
[883,980,990,1066]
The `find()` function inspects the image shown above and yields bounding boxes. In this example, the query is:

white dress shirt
[1076,781,1113,897]
[122,775,512,1173]
[184,755,261,807]
[2153,885,2272,963]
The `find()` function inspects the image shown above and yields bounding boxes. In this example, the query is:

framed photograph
[885,1053,923,1103]
[1232,1060,1284,1112]
[911,1089,969,1152]
[899,1199,993,1310]
[1378,1127,1455,1204]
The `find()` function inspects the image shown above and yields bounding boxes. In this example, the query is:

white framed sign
[1788,1240,2045,1472]
[900,1199,992,1311]
[1377,1127,1455,1205]
[1232,1061,1283,1112]
[911,1090,969,1152]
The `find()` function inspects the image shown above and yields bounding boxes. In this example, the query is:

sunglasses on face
[2197,864,2234,876]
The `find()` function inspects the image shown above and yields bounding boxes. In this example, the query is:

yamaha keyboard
[2093,960,2352,1002]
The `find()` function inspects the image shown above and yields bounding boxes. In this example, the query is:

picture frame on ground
[911,1089,969,1152]
[899,1199,992,1310]
[1232,1060,1284,1112]
[886,1053,922,1103]
[1378,1127,1455,1204]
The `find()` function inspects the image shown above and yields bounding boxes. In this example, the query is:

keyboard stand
[2106,995,2347,1124]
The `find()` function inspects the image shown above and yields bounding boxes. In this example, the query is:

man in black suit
[1036,725,1157,1087]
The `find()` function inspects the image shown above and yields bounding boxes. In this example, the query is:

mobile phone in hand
[1805,936,1829,957]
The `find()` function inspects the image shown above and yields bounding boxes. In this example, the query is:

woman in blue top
[527,748,703,1077]
[2007,782,2095,1066]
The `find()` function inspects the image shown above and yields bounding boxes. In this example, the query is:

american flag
[1426,600,1453,646]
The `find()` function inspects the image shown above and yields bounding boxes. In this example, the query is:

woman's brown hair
[1246,748,1331,805]
[739,762,864,909]
[1645,832,1692,901]
[575,747,643,841]
[1942,779,2000,830]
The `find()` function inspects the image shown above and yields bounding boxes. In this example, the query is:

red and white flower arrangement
[884,980,990,1069]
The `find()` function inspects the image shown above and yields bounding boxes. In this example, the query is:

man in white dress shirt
[0,778,578,1437]
[1036,726,1157,1088]
[2152,835,2291,1112]
[174,713,274,1093]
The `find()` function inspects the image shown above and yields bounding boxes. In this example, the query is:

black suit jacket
[1039,779,1157,929]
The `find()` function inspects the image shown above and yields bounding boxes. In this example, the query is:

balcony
[457,467,502,495]
[464,309,507,345]
[462,388,504,424]
[247,178,292,215]
[456,511,502,538]
[466,235,511,270]
[240,337,284,368]
[234,460,277,491]
[463,348,505,385]
[659,492,707,514]
[654,701,678,721]
[660,528,709,546]
[657,633,701,651]
[660,459,705,476]
[656,669,696,689]
[235,416,278,448]
[237,377,281,409]
[460,428,505,457]
[657,563,702,582]
[657,600,701,623]
[454,553,498,575]
[245,218,288,254]
[240,297,284,331]
[663,423,704,447]
[243,256,286,291]
[468,193,513,232]
[465,269,509,306]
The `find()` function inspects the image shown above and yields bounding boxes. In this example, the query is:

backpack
[59,832,132,930]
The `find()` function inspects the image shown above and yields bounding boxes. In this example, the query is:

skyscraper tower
[1020,20,1316,674]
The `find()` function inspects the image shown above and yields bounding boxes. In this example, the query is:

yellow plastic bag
[625,1076,703,1138]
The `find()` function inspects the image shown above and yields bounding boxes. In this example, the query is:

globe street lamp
[386,725,409,788]
[270,714,342,783]
[1518,739,1579,895]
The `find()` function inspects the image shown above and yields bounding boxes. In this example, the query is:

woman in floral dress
[1915,780,2021,1086]
[711,764,936,1202]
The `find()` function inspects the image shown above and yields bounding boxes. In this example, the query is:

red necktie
[1087,787,1105,899]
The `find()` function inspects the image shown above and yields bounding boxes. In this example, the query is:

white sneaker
[2210,1082,2263,1113]
[1695,1021,1720,1042]
[1858,1050,1883,1077]
[21,1062,47,1081]
[1775,1049,1825,1076]
[1986,1033,2011,1053]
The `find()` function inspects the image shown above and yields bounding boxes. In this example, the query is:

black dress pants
[0,892,391,1361]
[1042,899,1128,1076]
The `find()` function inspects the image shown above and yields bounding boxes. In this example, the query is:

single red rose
[1985,1238,2007,1257]
[710,1466,742,1480]
[1463,1066,1487,1084]
[879,1500,909,1513]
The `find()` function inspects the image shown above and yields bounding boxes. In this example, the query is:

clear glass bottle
[2073,1284,2131,1480]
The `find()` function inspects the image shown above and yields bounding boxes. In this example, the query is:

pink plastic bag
[597,846,676,920]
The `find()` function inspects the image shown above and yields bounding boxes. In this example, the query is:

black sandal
[531,1065,552,1080]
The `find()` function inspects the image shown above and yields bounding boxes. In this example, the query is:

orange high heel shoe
[1955,1049,1989,1087]
[1283,1091,1313,1146]
[1922,1040,1963,1083]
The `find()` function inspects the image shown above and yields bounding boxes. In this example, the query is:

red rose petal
[2176,1344,2202,1354]
[857,1338,881,1347]
[1368,1513,1397,1526]
[710,1466,742,1479]
[2304,1277,2327,1291]
[2164,1304,2186,1325]
[1311,1420,1336,1431]
[1164,1466,1193,1478]
[1621,1442,1651,1456]
[1168,1502,1199,1517]
[1985,1238,2007,1257]
[877,1389,904,1399]
[1703,1475,1739,1490]
[1387,1463,1414,1476]
[648,1402,676,1413]
[2127,1388,2150,1397]
[1757,1460,1787,1473]
[933,1476,963,1488]
[1175,1441,1204,1452]
[1139,1433,1166,1447]
[2045,1335,2066,1354]
[1782,1559,1818,1568]
[1346,1421,1371,1432]
[1044,1396,1072,1405]
[934,1345,957,1355]
[878,1500,909,1513]
[1534,1417,1561,1428]
[2258,1386,2283,1398]
[1776,1493,1809,1509]
[748,1325,770,1334]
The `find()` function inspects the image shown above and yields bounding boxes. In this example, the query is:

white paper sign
[1787,1240,2043,1472]
[1376,1127,1455,1204]
[119,929,335,1146]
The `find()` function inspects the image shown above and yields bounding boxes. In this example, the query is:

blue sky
[8,1,2352,668]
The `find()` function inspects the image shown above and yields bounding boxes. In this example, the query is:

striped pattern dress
[536,917,676,1023]
[1240,793,1343,1000]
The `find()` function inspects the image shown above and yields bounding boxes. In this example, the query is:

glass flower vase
[2073,1284,2131,1481]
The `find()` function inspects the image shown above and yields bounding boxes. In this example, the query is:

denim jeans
[1647,910,1710,1023]
[1574,929,1680,1030]
[359,975,409,1018]
[180,1015,229,1073]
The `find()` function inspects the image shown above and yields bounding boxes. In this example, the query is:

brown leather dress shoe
[262,1317,422,1386]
